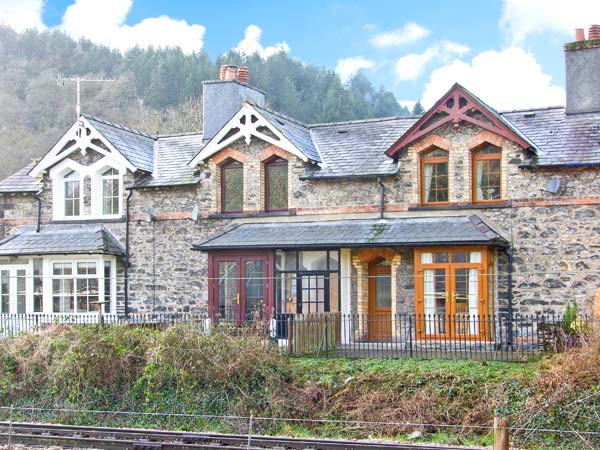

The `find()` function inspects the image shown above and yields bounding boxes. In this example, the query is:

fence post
[493,417,509,450]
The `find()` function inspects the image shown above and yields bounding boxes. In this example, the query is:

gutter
[299,169,399,181]
[124,189,133,317]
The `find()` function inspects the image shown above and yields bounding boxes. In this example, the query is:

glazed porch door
[214,254,270,322]
[416,249,489,339]
[0,266,29,314]
[368,261,392,341]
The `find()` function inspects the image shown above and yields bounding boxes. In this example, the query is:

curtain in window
[476,161,484,200]
[423,265,435,335]
[423,163,433,202]
[468,268,479,334]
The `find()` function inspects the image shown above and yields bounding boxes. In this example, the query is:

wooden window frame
[414,246,492,340]
[471,144,502,204]
[420,148,449,205]
[220,159,244,213]
[264,156,288,212]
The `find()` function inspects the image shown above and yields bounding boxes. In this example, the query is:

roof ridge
[499,105,565,114]
[83,114,156,139]
[308,115,418,128]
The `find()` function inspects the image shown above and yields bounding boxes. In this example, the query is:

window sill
[208,210,297,219]
[51,217,126,224]
[408,202,510,211]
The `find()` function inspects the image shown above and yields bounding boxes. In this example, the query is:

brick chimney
[565,25,600,114]
[202,65,266,142]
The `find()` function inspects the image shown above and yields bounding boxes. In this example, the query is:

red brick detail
[464,131,505,151]
[211,148,248,165]
[412,135,452,153]
[258,145,293,162]
[131,211,191,221]
[355,247,397,263]
[0,219,36,226]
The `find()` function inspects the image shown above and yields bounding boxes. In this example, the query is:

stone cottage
[0,30,599,342]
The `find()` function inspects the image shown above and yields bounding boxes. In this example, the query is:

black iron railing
[0,312,591,361]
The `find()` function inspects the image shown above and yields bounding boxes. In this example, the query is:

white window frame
[51,158,125,221]
[0,263,33,314]
[42,255,117,315]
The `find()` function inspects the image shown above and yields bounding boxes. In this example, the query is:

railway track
[0,421,484,450]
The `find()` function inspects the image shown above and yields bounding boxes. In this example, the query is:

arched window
[101,168,120,215]
[264,157,288,211]
[221,160,243,213]
[472,145,501,202]
[420,148,449,204]
[63,170,80,217]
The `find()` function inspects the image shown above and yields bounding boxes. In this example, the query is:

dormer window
[221,160,243,213]
[472,144,501,202]
[420,148,449,205]
[264,156,288,211]
[101,168,120,215]
[64,170,81,217]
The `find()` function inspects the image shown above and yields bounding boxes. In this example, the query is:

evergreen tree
[412,101,425,115]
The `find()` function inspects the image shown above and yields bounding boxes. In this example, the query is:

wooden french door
[368,260,392,341]
[209,252,273,323]
[415,248,490,340]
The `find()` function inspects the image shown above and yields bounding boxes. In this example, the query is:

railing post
[493,417,509,450]
[408,314,413,358]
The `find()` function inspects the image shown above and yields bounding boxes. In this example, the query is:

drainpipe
[35,185,44,233]
[507,245,514,345]
[124,189,133,317]
[377,177,385,219]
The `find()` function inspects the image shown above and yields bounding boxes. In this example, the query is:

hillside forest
[0,26,417,180]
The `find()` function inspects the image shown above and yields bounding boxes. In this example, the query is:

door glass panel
[244,261,264,320]
[328,273,339,312]
[423,268,446,334]
[454,268,479,335]
[218,261,238,320]
[300,274,326,313]
[1,270,9,313]
[16,270,26,314]
[374,274,391,308]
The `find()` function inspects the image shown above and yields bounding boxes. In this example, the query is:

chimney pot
[225,65,237,80]
[589,24,600,41]
[575,28,585,42]
[220,65,228,80]
[238,66,249,84]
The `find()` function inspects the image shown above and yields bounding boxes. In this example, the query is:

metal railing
[0,312,590,361]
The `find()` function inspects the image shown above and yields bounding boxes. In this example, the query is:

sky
[1,0,599,111]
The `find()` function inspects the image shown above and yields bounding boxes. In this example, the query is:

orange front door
[368,260,392,341]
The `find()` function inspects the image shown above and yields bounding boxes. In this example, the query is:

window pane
[375,274,391,308]
[77,262,97,275]
[423,161,448,203]
[102,178,119,215]
[104,261,111,313]
[475,158,501,201]
[276,251,297,271]
[16,270,26,314]
[218,261,238,320]
[299,251,328,271]
[266,162,288,210]
[328,251,339,271]
[276,272,297,314]
[33,259,43,312]
[64,173,80,217]
[1,270,9,313]
[222,163,243,212]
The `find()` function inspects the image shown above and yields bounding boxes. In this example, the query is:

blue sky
[2,0,600,110]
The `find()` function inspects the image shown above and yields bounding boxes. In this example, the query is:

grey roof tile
[133,133,204,188]
[0,224,125,256]
[0,163,42,193]
[500,107,600,167]
[194,215,508,250]
[84,115,156,173]
[306,116,418,178]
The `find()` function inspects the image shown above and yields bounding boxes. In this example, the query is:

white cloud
[335,56,374,83]
[59,0,205,54]
[0,0,46,32]
[371,22,430,48]
[500,0,600,43]
[234,25,289,58]
[421,46,565,110]
[395,41,470,81]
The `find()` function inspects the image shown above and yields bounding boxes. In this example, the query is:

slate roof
[0,224,125,256]
[305,116,418,178]
[500,107,600,167]
[84,115,155,173]
[133,133,204,188]
[0,163,42,193]
[193,215,509,251]
[252,104,322,163]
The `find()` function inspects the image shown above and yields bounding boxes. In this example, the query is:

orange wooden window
[472,144,501,203]
[420,147,449,205]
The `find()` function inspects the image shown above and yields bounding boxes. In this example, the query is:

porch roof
[0,224,125,257]
[193,215,509,251]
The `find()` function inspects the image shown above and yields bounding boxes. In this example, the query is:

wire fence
[0,311,591,361]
